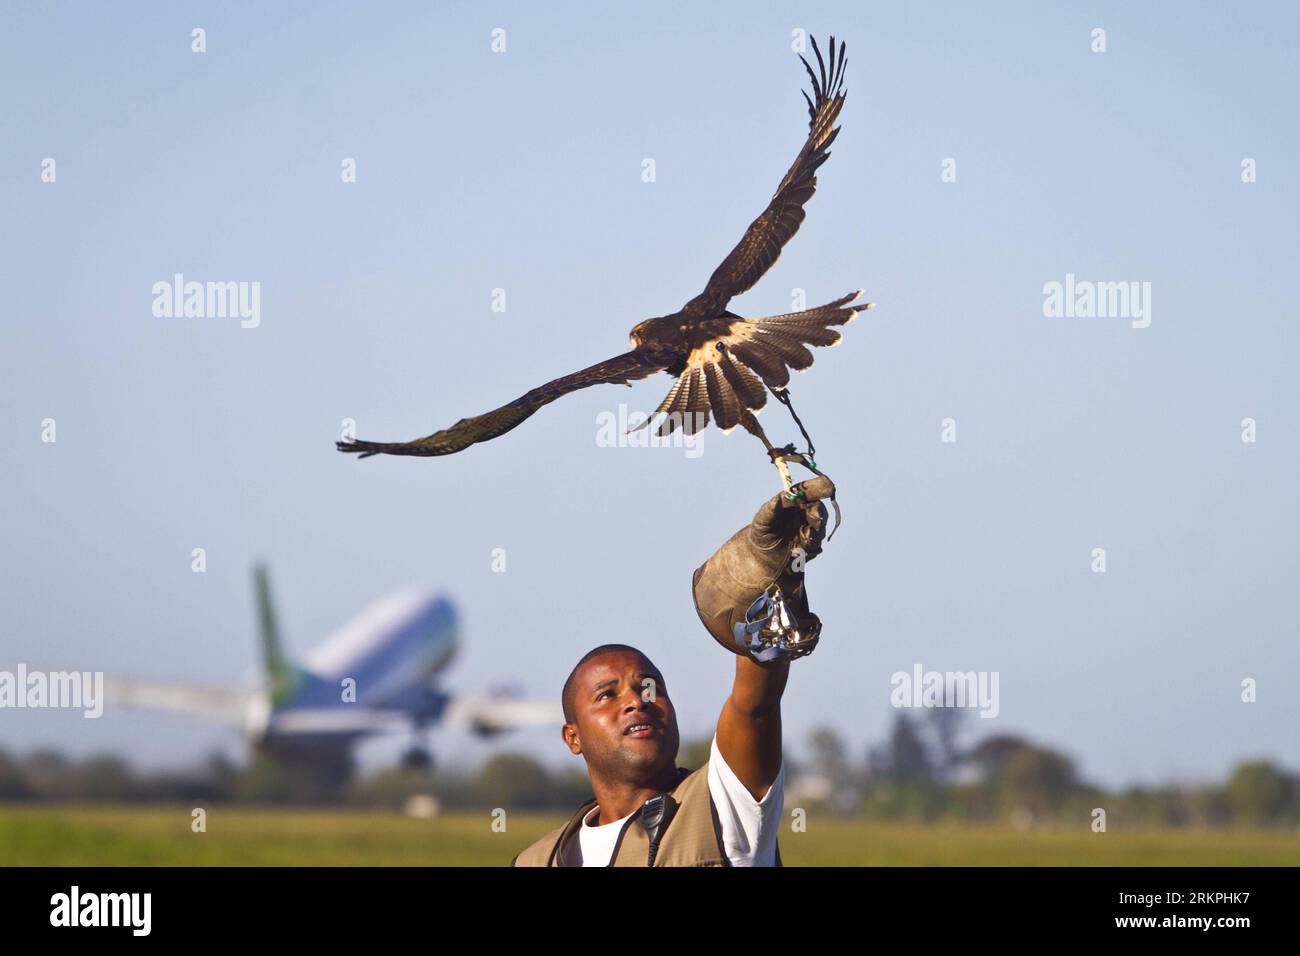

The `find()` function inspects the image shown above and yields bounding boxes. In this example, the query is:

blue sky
[1,1,1297,788]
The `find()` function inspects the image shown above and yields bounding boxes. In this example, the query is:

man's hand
[692,475,835,661]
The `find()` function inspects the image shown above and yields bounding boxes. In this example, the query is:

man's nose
[623,688,652,710]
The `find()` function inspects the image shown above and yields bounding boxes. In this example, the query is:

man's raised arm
[692,475,836,801]
[717,655,789,800]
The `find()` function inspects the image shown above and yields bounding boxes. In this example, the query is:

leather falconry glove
[692,475,836,663]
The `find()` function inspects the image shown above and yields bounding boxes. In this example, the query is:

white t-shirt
[561,733,784,867]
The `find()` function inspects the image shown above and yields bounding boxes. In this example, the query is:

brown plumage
[338,36,871,459]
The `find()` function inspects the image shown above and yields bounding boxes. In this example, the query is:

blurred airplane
[105,564,562,779]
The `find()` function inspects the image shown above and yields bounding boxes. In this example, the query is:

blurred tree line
[0,718,1296,828]
[800,710,1300,828]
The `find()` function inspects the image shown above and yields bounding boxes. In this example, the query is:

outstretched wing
[681,36,849,318]
[337,347,678,458]
[643,291,868,437]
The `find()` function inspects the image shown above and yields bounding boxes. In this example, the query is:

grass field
[2,805,1298,865]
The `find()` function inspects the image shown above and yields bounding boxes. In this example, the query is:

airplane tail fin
[254,562,299,707]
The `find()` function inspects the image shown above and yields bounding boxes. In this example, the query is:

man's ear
[562,722,583,756]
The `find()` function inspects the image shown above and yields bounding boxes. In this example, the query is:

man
[512,475,835,867]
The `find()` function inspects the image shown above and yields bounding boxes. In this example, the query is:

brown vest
[511,761,782,867]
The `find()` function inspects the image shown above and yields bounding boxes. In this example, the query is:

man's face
[564,650,679,783]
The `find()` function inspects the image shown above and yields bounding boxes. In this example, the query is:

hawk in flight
[338,36,871,486]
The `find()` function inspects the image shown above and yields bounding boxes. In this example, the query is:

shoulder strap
[547,796,599,867]
[605,806,645,866]
[706,786,733,866]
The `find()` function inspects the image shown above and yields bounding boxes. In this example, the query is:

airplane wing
[103,677,255,726]
[268,698,561,738]
[266,708,416,735]
[442,696,564,735]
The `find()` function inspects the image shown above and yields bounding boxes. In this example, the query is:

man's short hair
[562,644,658,726]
